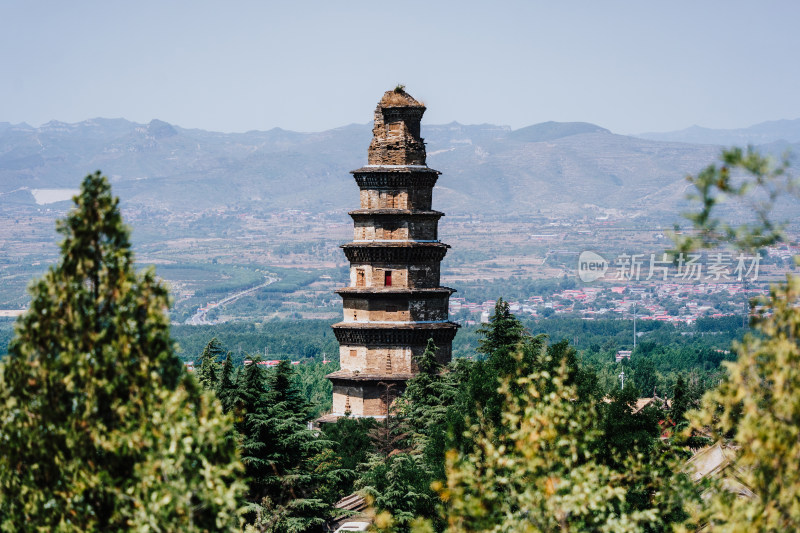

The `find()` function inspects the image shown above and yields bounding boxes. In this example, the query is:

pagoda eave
[331,322,459,346]
[350,165,441,175]
[351,170,440,189]
[335,287,456,296]
[342,242,450,264]
[348,209,444,218]
[326,370,415,382]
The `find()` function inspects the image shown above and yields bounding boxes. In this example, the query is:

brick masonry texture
[324,88,459,421]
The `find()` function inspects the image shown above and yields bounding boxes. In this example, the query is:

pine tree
[265,359,311,420]
[239,359,350,531]
[401,339,443,434]
[358,451,438,533]
[321,416,377,474]
[368,339,453,530]
[0,172,243,531]
[477,297,525,363]
[398,339,454,477]
[215,350,238,413]
[197,336,225,390]
[670,374,691,425]
[236,357,274,503]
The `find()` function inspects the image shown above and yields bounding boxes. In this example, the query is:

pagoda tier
[322,87,459,421]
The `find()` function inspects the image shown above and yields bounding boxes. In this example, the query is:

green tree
[400,339,444,442]
[453,301,543,444]
[670,375,691,425]
[197,336,225,389]
[399,339,457,480]
[423,360,663,532]
[671,147,800,530]
[364,340,455,531]
[0,172,243,532]
[321,416,377,478]
[477,298,525,365]
[216,350,239,413]
[632,356,658,397]
[597,384,660,467]
[687,275,800,530]
[240,360,349,531]
[359,452,438,533]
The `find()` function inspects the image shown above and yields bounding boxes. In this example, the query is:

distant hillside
[0,117,760,219]
[635,118,800,146]
[508,121,609,142]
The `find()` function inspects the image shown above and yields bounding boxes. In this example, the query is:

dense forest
[0,313,742,422]
[161,313,744,418]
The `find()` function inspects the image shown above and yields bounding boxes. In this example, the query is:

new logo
[578,251,608,282]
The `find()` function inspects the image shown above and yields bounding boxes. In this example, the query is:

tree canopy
[0,172,243,531]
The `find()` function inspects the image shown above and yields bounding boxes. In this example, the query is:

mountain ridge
[635,118,800,146]
[1,117,795,219]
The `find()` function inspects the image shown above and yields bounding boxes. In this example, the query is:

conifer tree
[359,451,438,532]
[0,172,243,531]
[215,350,238,413]
[265,359,311,419]
[670,374,691,425]
[321,416,376,476]
[364,381,407,459]
[477,298,525,364]
[401,339,444,434]
[197,336,224,390]
[398,339,456,478]
[239,360,349,531]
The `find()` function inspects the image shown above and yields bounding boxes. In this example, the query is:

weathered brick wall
[407,264,441,288]
[341,295,450,323]
[367,90,425,165]
[408,220,437,240]
[367,99,427,166]
[358,186,433,210]
[332,384,401,417]
[350,263,441,289]
[409,187,433,210]
[409,297,448,321]
[353,219,438,241]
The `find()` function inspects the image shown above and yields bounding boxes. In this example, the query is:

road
[185,275,278,325]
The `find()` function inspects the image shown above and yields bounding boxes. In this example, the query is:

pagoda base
[326,375,411,419]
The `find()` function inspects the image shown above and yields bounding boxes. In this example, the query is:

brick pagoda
[323,88,459,420]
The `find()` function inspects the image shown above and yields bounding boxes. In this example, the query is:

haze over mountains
[635,118,800,146]
[1,117,798,219]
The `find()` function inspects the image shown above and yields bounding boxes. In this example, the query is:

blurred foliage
[684,272,800,530]
[670,148,800,531]
[671,146,797,253]
[0,173,243,531]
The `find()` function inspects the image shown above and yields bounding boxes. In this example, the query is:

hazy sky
[2,1,798,134]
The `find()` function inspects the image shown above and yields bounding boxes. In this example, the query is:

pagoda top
[367,86,427,166]
[378,86,425,108]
